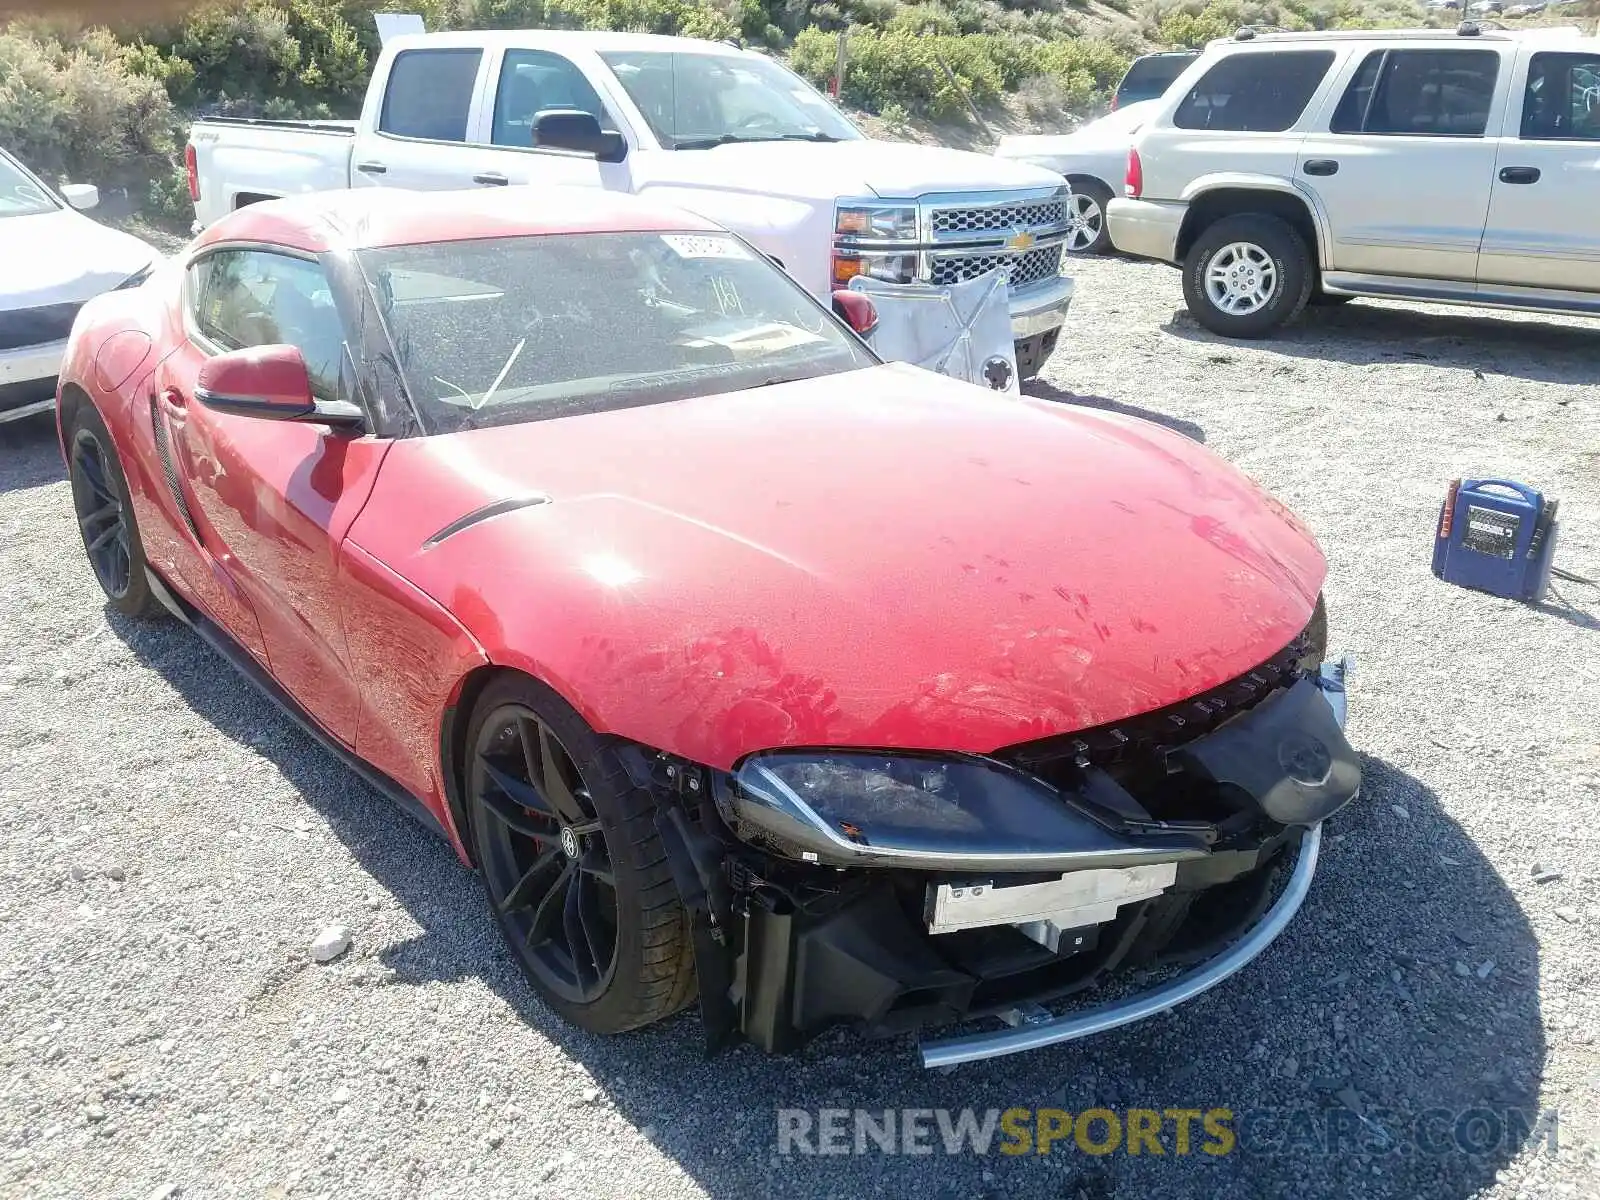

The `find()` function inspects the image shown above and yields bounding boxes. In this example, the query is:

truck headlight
[727,750,1205,871]
[831,251,919,287]
[835,204,917,239]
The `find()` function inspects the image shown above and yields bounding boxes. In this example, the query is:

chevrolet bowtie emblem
[1006,229,1035,252]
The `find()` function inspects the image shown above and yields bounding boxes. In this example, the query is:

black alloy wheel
[472,703,620,1005]
[68,406,160,618]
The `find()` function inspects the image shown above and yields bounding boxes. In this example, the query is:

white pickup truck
[187,29,1075,377]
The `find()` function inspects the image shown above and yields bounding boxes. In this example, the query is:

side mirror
[61,183,99,211]
[831,290,878,337]
[534,109,628,164]
[196,344,358,426]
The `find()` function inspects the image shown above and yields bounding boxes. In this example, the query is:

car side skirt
[143,564,449,842]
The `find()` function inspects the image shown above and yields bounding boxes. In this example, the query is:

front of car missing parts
[645,617,1357,1067]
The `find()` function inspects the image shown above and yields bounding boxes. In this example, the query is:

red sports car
[57,187,1358,1066]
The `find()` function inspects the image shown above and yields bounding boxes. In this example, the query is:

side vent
[149,394,201,541]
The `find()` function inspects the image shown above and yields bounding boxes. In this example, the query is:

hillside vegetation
[0,0,1434,228]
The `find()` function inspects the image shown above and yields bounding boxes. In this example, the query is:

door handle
[1303,159,1339,177]
[355,161,388,175]
[472,172,509,186]
[1498,166,1540,184]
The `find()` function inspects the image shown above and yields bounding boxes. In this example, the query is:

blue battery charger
[1431,478,1560,603]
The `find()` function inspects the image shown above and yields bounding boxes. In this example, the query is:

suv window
[380,48,482,142]
[491,49,619,146]
[1173,51,1336,132]
[1521,51,1600,140]
[189,251,345,401]
[1331,49,1499,137]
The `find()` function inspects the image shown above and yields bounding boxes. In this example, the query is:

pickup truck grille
[0,302,82,352]
[930,196,1069,236]
[930,245,1064,290]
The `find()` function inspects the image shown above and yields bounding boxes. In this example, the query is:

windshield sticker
[660,234,750,260]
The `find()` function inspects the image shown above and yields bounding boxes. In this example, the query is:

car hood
[0,209,156,309]
[636,138,1064,201]
[355,364,1325,770]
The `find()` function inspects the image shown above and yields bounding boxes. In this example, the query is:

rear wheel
[466,674,695,1033]
[1182,214,1313,338]
[68,405,161,619]
[1064,178,1115,255]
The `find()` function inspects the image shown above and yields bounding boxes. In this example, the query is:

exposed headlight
[112,262,156,291]
[727,750,1204,871]
[834,204,917,240]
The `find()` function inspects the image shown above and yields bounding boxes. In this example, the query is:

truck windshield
[598,50,861,149]
[0,151,60,219]
[359,231,877,434]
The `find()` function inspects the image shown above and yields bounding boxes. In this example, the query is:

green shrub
[0,27,182,199]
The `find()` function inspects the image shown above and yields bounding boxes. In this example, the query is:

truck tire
[1182,214,1313,339]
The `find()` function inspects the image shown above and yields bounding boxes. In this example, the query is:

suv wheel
[1183,214,1312,338]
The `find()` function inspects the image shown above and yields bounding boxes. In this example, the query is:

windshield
[360,232,877,434]
[0,151,60,219]
[599,50,861,149]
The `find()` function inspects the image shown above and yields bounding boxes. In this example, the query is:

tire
[1064,178,1115,255]
[67,404,162,619]
[465,673,695,1034]
[1182,214,1313,338]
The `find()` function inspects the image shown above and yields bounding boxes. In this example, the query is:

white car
[1,147,158,424]
[993,100,1162,254]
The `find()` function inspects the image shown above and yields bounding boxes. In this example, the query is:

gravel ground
[2,255,1598,1200]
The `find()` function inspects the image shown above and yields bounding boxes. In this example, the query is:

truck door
[1297,47,1505,280]
[472,47,632,192]
[1479,47,1600,292]
[349,46,499,192]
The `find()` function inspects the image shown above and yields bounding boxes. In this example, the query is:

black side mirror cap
[534,109,628,164]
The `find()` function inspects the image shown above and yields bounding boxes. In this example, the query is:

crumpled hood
[355,365,1325,770]
[0,209,156,309]
[636,138,1064,202]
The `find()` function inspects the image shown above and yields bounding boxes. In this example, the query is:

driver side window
[490,50,619,147]
[188,250,346,401]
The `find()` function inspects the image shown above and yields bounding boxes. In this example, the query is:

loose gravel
[2,254,1598,1200]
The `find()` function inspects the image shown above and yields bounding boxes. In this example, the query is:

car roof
[383,29,758,56]
[1213,23,1590,45]
[194,186,723,255]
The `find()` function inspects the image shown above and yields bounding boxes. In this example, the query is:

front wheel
[466,673,695,1034]
[68,405,162,619]
[1182,214,1313,338]
[1064,178,1115,255]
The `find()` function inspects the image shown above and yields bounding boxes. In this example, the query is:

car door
[153,247,388,745]
[1478,48,1600,292]
[1297,47,1507,280]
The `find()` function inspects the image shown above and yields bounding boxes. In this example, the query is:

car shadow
[1160,301,1600,389]
[106,603,1544,1200]
[1025,379,1208,444]
[0,409,65,493]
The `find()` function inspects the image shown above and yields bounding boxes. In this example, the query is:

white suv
[1108,25,1600,337]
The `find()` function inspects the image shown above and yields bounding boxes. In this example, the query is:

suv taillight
[184,143,199,203]
[1125,147,1143,199]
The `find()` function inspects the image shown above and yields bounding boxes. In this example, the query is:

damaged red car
[57,187,1358,1066]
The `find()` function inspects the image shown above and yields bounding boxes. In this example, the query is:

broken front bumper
[919,656,1349,1067]
[706,652,1354,1065]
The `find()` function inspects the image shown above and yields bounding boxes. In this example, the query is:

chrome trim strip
[0,396,57,424]
[917,655,1350,1069]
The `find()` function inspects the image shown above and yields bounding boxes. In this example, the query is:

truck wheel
[466,673,696,1034]
[1064,178,1114,255]
[1182,214,1312,338]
